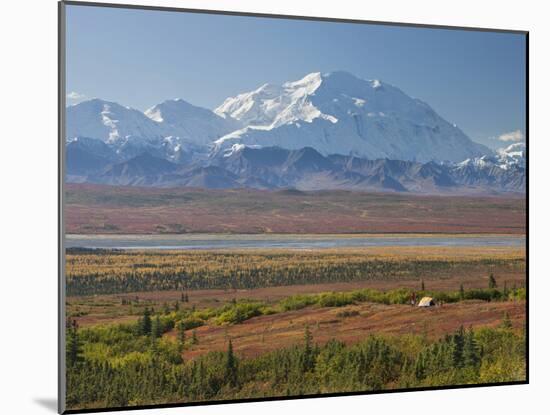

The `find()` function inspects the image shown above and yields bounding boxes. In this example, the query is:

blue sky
[65,4,526,149]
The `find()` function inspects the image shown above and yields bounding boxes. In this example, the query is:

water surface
[66,234,525,250]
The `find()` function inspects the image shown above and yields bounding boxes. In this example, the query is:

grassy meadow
[65,184,526,234]
[65,244,526,410]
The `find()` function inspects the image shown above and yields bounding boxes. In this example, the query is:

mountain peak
[73,98,128,111]
[143,98,241,146]
[214,71,335,130]
[145,98,201,122]
[212,70,490,162]
[283,72,322,92]
[66,98,164,145]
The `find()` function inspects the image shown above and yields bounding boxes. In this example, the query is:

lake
[65,234,526,250]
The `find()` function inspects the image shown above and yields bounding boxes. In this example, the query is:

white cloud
[66,91,86,100]
[496,130,525,143]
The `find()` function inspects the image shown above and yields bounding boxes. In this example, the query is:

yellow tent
[418,297,435,307]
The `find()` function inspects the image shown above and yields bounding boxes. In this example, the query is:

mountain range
[65,71,525,194]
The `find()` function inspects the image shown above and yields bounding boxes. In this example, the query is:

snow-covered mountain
[66,72,490,164]
[458,142,526,170]
[497,142,526,169]
[449,142,525,191]
[66,99,165,145]
[213,71,490,163]
[144,98,241,146]
[66,98,236,162]
[64,71,526,193]
[215,72,337,128]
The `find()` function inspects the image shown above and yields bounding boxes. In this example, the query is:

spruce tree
[462,327,480,368]
[225,339,238,387]
[302,324,314,372]
[451,326,465,368]
[138,307,152,336]
[66,319,83,368]
[152,315,162,338]
[459,284,465,300]
[421,279,425,291]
